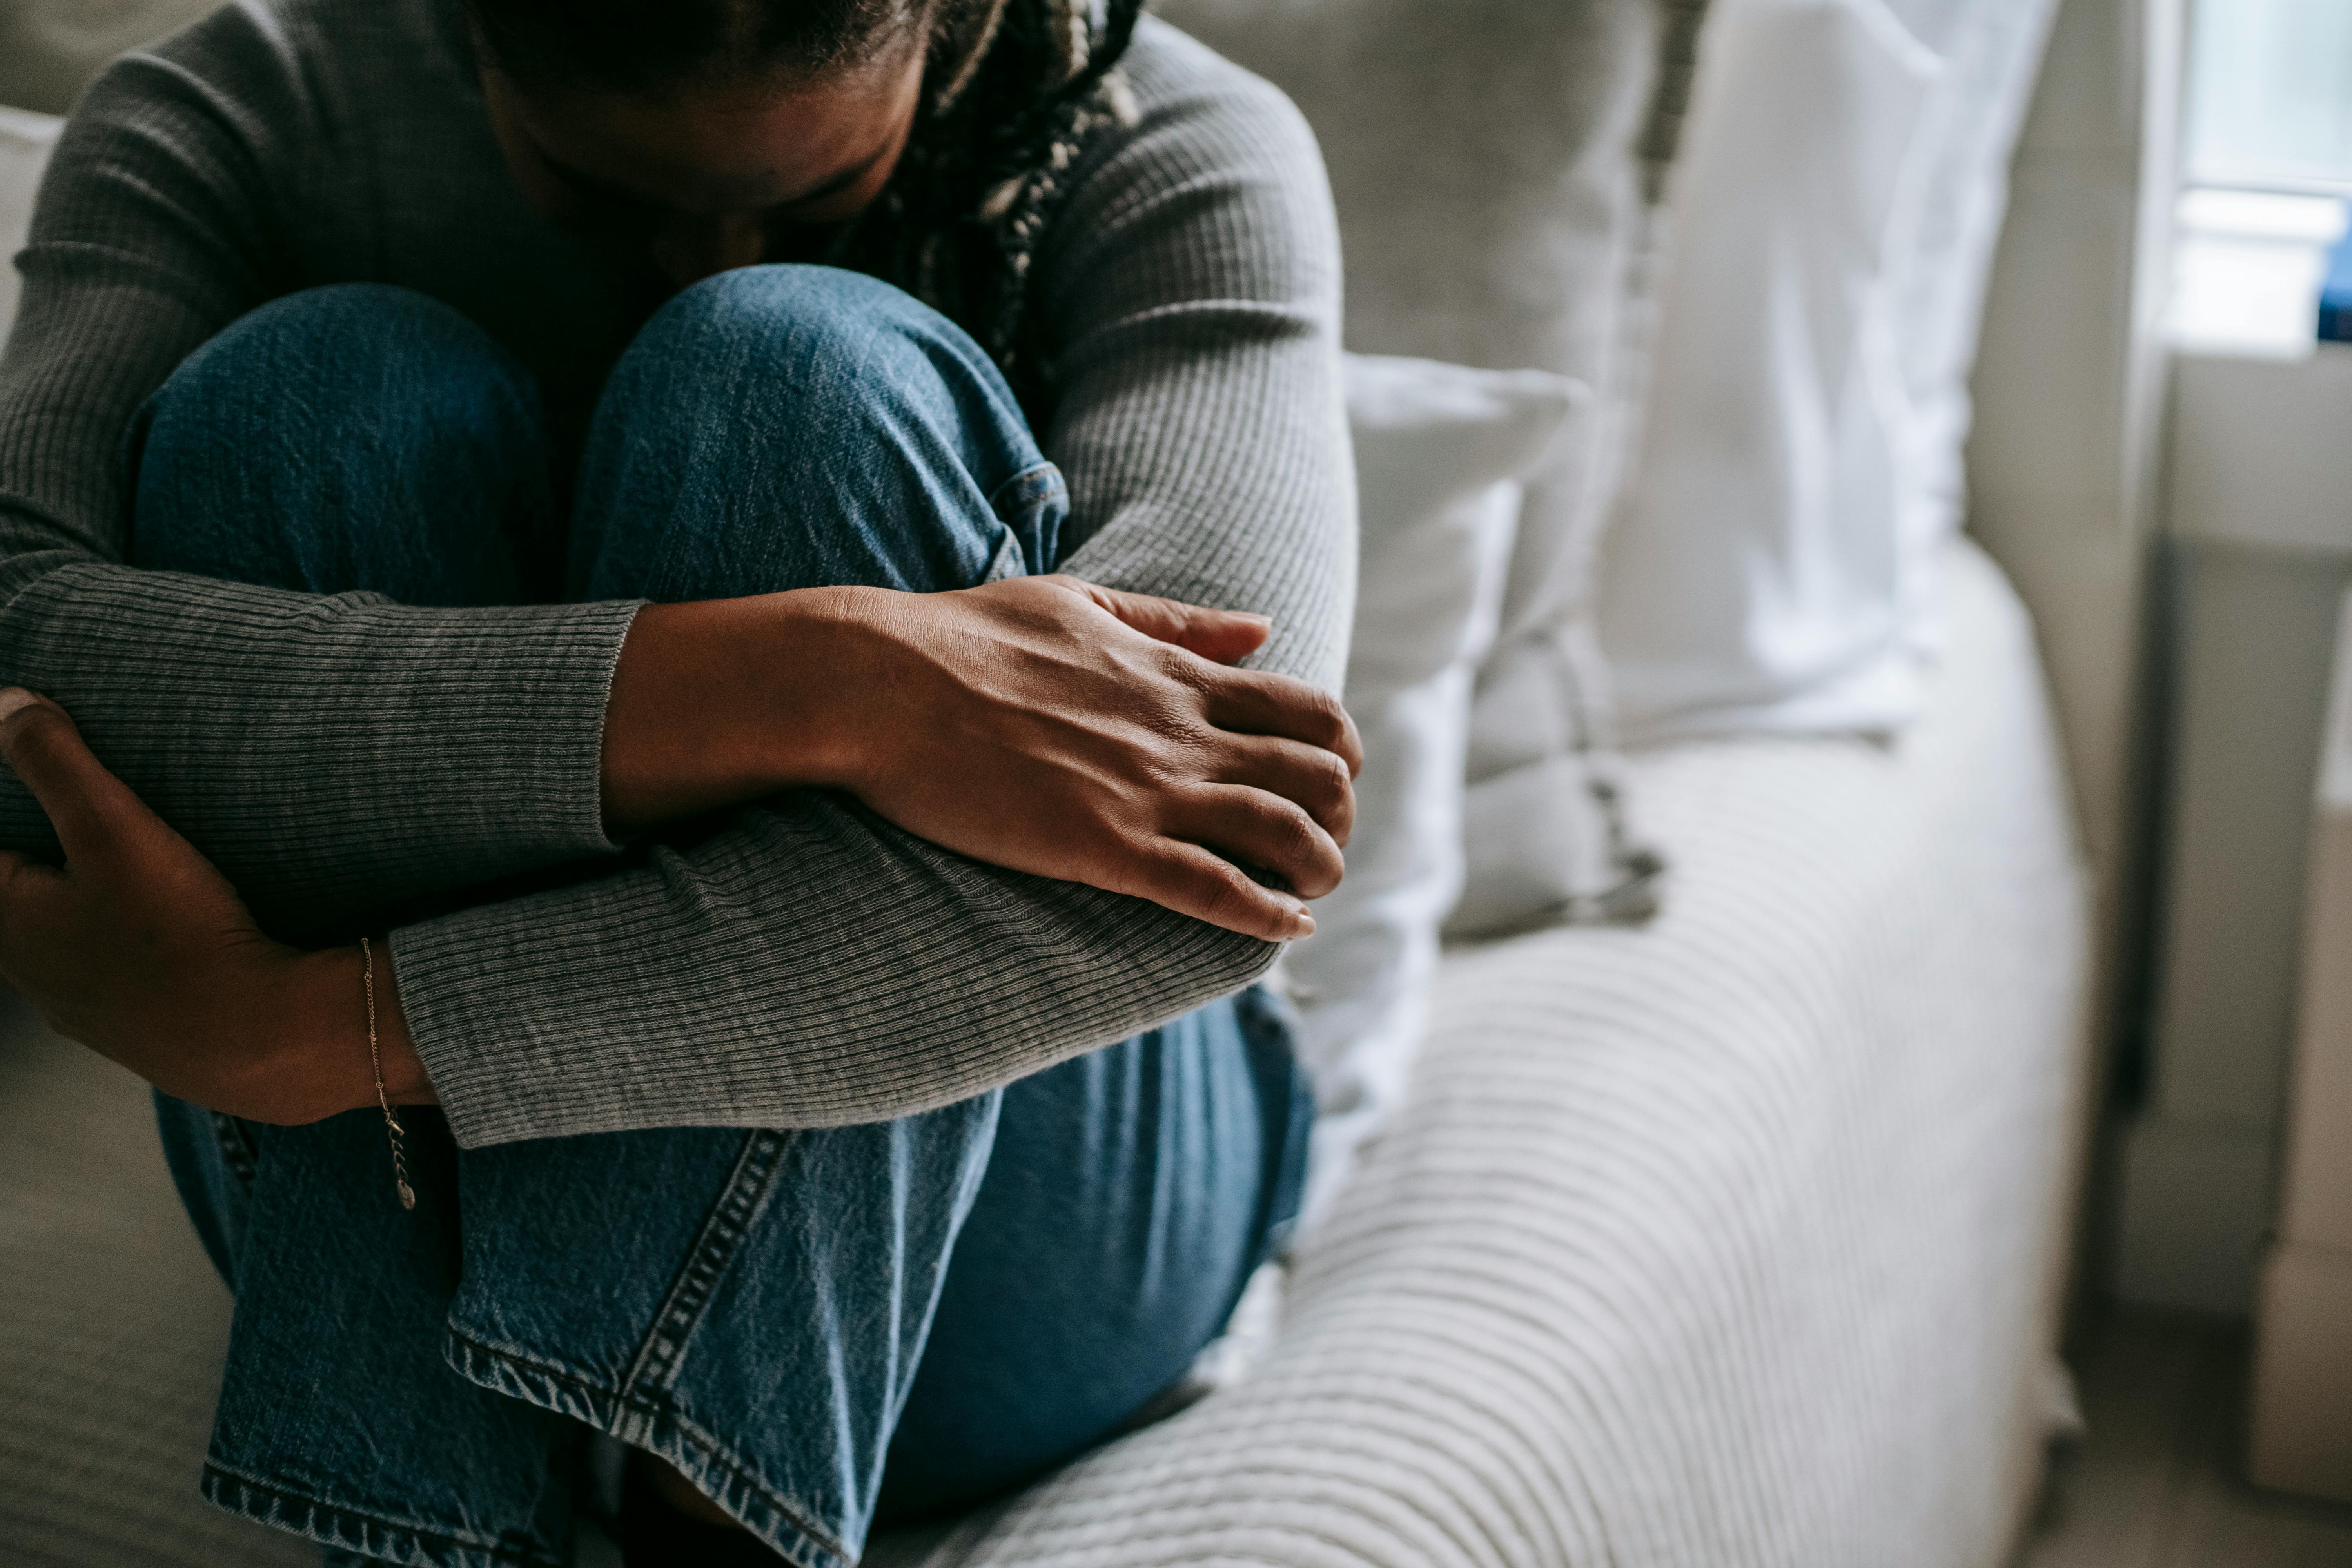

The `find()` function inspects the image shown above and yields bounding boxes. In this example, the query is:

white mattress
[0,542,2089,1568]
[871,537,2092,1567]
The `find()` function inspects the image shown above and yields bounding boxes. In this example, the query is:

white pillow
[1598,0,2055,742]
[1880,0,2062,661]
[0,107,63,358]
[1287,354,1579,1231]
[1601,0,1940,741]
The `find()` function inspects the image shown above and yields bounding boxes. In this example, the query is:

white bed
[867,537,2093,1566]
[0,540,2091,1566]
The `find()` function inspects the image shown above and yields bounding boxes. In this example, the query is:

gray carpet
[0,992,315,1567]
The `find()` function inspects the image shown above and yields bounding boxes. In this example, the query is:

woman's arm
[0,686,1294,1132]
[601,576,1352,939]
[1041,23,1357,695]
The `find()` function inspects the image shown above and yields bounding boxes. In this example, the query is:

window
[2171,0,2352,355]
[2187,0,2352,196]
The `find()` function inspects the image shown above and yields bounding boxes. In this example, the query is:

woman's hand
[0,690,424,1125]
[605,576,1362,942]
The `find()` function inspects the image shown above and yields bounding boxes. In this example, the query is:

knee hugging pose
[0,3,1354,1564]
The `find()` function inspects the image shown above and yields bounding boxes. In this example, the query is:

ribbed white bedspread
[871,539,2091,1568]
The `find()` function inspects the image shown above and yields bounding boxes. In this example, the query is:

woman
[0,0,1354,1561]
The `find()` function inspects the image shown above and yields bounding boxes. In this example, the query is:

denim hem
[201,1462,565,1568]
[446,1330,853,1568]
[983,460,1064,524]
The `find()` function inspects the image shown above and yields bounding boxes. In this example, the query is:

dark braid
[831,0,1146,409]
[467,0,1149,413]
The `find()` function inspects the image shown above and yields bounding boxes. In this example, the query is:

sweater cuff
[432,595,641,865]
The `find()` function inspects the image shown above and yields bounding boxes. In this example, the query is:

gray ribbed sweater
[0,0,1352,1148]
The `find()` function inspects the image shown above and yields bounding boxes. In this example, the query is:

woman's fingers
[0,849,45,983]
[1172,785,1345,902]
[1211,733,1356,847]
[0,848,71,987]
[1129,841,1315,943]
[0,847,62,912]
[827,576,1357,936]
[0,689,152,866]
[1050,577,1274,665]
[1201,667,1364,777]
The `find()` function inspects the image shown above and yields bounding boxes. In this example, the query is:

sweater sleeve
[388,33,1354,1145]
[1046,32,1356,695]
[0,34,637,936]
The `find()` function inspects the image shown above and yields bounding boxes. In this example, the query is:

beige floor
[2018,1309,2352,1568]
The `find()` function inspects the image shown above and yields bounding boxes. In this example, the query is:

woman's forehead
[497,48,924,217]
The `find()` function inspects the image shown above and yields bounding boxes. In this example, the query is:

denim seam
[202,1461,563,1568]
[622,1129,795,1398]
[443,1327,850,1568]
[981,527,1024,584]
[443,1129,851,1568]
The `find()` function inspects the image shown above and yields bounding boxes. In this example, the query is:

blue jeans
[136,270,1312,1568]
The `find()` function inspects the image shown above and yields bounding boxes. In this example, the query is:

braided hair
[466,0,1147,410]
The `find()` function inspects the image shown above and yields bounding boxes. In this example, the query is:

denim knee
[632,265,1010,415]
[159,280,515,379]
[129,284,551,602]
[571,265,1062,603]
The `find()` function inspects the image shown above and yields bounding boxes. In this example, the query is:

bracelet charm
[359,936,416,1211]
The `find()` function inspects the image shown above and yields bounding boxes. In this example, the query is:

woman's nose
[648,214,768,289]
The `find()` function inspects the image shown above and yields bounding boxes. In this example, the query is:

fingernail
[1292,906,1316,938]
[0,689,38,726]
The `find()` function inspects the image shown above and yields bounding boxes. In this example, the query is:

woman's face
[484,42,927,289]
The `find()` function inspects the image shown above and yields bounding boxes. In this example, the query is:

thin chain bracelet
[360,936,416,1211]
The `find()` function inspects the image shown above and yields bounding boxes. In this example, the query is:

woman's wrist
[267,944,434,1122]
[600,588,881,835]
[0,690,446,1127]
